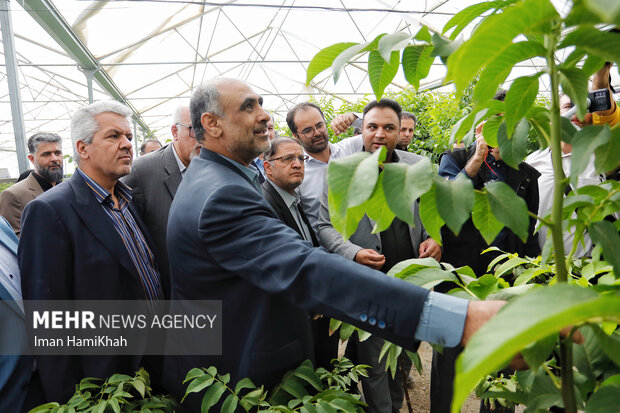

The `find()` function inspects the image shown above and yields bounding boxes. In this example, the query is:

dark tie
[251,160,265,184]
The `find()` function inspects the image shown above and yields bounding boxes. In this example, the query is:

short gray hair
[172,104,188,126]
[190,81,225,144]
[71,101,132,163]
[264,137,302,161]
[27,132,62,154]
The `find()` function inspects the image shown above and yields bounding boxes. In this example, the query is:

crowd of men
[0,63,617,413]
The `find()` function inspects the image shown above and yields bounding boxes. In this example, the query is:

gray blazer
[0,173,44,236]
[318,149,429,261]
[122,143,182,298]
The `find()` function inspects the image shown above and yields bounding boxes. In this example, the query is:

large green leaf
[451,285,620,413]
[401,45,434,91]
[442,0,513,40]
[520,334,557,371]
[585,384,620,413]
[559,67,590,121]
[451,100,505,145]
[588,324,620,367]
[378,32,411,62]
[497,119,530,169]
[472,191,504,244]
[481,115,502,148]
[570,126,611,187]
[434,174,475,235]
[382,157,434,225]
[485,181,529,242]
[364,173,396,234]
[474,41,547,104]
[446,0,559,93]
[402,267,461,290]
[386,257,441,278]
[430,33,462,61]
[368,50,400,99]
[594,126,620,174]
[306,42,357,85]
[504,75,540,135]
[419,183,445,243]
[332,33,387,83]
[201,381,227,413]
[559,27,620,67]
[589,220,620,278]
[583,0,620,24]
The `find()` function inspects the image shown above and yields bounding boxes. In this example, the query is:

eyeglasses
[177,123,195,137]
[269,154,309,165]
[298,122,326,138]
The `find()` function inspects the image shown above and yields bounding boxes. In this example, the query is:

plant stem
[546,25,577,413]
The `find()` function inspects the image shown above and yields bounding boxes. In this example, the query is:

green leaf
[96,401,108,413]
[430,33,462,60]
[131,379,145,398]
[386,257,441,278]
[403,267,461,290]
[234,377,256,393]
[183,368,204,383]
[182,375,215,401]
[588,323,620,367]
[481,115,502,148]
[559,27,620,66]
[582,54,608,77]
[109,398,121,413]
[434,174,475,235]
[467,274,501,300]
[585,383,620,413]
[221,393,239,413]
[306,42,358,85]
[451,285,620,413]
[383,157,433,225]
[294,365,324,391]
[28,403,61,413]
[339,323,356,341]
[201,381,227,413]
[282,378,308,399]
[472,191,504,244]
[401,45,434,91]
[570,126,611,187]
[504,75,540,135]
[414,26,432,43]
[474,41,547,104]
[594,126,620,174]
[485,181,529,242]
[583,0,620,24]
[446,0,559,93]
[364,174,396,233]
[559,67,590,121]
[333,34,386,83]
[443,0,511,40]
[378,32,411,62]
[368,50,400,99]
[493,256,528,278]
[521,334,557,370]
[497,119,530,169]
[589,220,620,278]
[528,106,551,149]
[419,183,445,243]
[408,350,423,374]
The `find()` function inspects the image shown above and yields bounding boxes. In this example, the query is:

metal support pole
[0,0,29,173]
[79,67,97,104]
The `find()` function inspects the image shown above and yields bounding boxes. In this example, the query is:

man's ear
[27,154,35,165]
[263,158,272,179]
[171,124,179,141]
[201,112,222,138]
[75,140,89,161]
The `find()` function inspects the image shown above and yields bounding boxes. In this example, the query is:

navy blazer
[18,172,155,402]
[0,217,32,412]
[163,149,429,410]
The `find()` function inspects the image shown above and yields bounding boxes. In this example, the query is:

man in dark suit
[318,99,440,413]
[0,217,35,412]
[19,101,164,403]
[123,105,198,297]
[0,132,63,236]
[262,137,338,370]
[163,78,504,411]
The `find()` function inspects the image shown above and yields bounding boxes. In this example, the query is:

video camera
[561,88,613,119]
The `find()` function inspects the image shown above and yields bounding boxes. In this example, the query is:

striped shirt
[77,169,163,302]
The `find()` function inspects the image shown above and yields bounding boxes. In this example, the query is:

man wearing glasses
[123,104,198,298]
[286,102,363,234]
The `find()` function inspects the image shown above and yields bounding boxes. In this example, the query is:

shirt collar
[269,178,300,208]
[77,169,132,207]
[31,171,55,191]
[214,153,259,183]
[171,143,187,174]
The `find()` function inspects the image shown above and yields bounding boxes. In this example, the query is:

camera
[588,89,612,112]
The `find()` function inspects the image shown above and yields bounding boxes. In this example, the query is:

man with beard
[0,133,63,236]
[286,103,363,233]
[396,112,417,151]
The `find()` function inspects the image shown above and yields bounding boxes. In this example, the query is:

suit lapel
[26,173,44,199]
[202,149,260,192]
[0,220,25,318]
[262,181,303,238]
[163,144,182,198]
[68,173,142,283]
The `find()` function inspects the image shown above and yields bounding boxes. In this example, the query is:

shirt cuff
[413,291,469,347]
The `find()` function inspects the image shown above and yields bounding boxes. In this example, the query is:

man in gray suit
[318,99,441,413]
[123,105,198,298]
[0,133,63,236]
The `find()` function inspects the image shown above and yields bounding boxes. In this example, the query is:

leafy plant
[29,368,177,413]
[182,358,368,413]
[306,0,620,412]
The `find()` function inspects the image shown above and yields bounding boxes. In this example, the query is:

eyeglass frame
[176,122,195,137]
[267,154,309,165]
[297,121,327,138]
